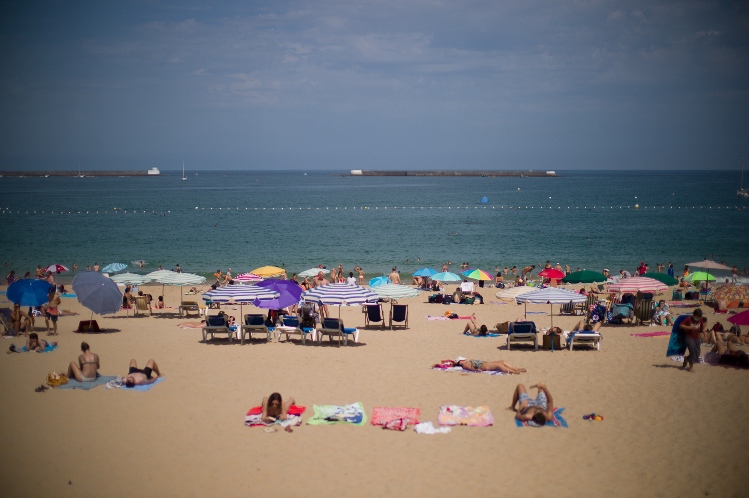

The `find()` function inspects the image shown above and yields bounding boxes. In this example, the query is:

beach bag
[495,321,510,334]
[463,297,475,305]
[435,294,444,304]
[47,373,68,387]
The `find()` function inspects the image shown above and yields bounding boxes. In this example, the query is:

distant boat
[738,158,748,198]
[78,163,85,178]
[182,161,187,181]
[304,173,307,176]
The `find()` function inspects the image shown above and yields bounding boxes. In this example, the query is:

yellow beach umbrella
[251,266,286,278]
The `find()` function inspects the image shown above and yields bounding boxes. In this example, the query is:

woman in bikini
[67,342,100,382]
[463,313,488,336]
[454,356,527,374]
[262,392,296,432]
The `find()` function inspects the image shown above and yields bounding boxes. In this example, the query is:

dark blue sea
[1,170,747,282]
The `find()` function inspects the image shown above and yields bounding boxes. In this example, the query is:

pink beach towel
[438,405,494,426]
[630,331,671,338]
[371,407,421,430]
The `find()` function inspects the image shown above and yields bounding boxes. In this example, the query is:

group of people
[64,341,162,387]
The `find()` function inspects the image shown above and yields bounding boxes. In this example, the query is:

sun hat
[455,356,467,362]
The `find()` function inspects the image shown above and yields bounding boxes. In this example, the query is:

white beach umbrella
[155,272,207,307]
[515,288,587,330]
[495,286,536,301]
[370,284,420,300]
[298,268,330,278]
[110,272,154,285]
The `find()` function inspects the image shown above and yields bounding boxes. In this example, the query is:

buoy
[634,204,639,209]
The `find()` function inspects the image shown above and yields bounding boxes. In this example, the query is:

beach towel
[245,405,306,427]
[371,407,421,430]
[19,344,58,353]
[467,333,501,338]
[630,331,671,338]
[488,301,509,305]
[667,302,697,308]
[666,315,689,357]
[431,363,507,376]
[426,316,449,321]
[515,407,568,428]
[414,421,451,434]
[106,377,165,391]
[437,405,493,427]
[57,375,116,390]
[525,311,546,315]
[306,402,367,426]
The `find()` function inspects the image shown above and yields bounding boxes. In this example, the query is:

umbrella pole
[550,303,554,353]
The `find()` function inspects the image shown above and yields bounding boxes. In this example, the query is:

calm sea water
[1,170,747,283]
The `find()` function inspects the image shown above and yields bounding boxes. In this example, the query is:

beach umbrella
[685,272,716,283]
[644,273,679,286]
[413,268,438,277]
[72,272,122,317]
[461,268,494,281]
[298,268,330,278]
[145,270,178,280]
[252,279,304,309]
[202,285,278,303]
[251,266,286,278]
[515,288,587,330]
[430,272,463,283]
[711,284,748,303]
[728,309,749,326]
[44,264,69,274]
[562,270,608,284]
[110,272,154,285]
[234,273,263,283]
[157,272,207,307]
[607,277,668,294]
[369,276,390,288]
[101,262,128,274]
[302,283,378,323]
[685,260,732,271]
[371,284,420,300]
[496,286,535,301]
[538,268,565,280]
[7,279,54,306]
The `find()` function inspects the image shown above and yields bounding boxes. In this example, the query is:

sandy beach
[1,283,746,497]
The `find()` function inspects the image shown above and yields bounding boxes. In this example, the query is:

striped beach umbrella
[371,284,420,300]
[110,272,154,285]
[202,285,278,303]
[302,283,378,306]
[234,273,263,283]
[461,268,494,281]
[515,288,587,329]
[101,262,128,274]
[496,286,535,301]
[607,277,668,294]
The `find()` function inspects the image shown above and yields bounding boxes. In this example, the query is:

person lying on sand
[463,313,488,336]
[703,333,749,368]
[453,356,527,374]
[262,392,296,432]
[67,342,99,382]
[509,383,555,427]
[122,359,162,387]
[9,332,58,352]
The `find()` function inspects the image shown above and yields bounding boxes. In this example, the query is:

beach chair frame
[201,314,232,343]
[364,303,385,329]
[276,315,315,345]
[506,321,538,350]
[389,304,408,330]
[241,314,273,345]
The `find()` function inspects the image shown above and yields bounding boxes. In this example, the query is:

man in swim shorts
[509,383,555,427]
[122,359,162,387]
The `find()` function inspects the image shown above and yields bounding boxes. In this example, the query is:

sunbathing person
[509,383,555,426]
[262,392,296,432]
[454,356,527,374]
[122,359,162,387]
[572,320,602,333]
[652,300,674,326]
[23,332,57,352]
[67,342,99,382]
[463,313,489,336]
[703,333,749,368]
[9,303,32,336]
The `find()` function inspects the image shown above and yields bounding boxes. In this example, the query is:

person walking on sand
[679,309,705,372]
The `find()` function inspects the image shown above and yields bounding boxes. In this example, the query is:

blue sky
[1,0,747,171]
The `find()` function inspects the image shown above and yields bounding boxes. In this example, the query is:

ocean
[1,169,747,283]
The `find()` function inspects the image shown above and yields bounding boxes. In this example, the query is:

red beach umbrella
[538,269,565,280]
[45,264,69,274]
[728,310,749,326]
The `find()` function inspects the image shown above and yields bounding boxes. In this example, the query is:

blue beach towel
[666,315,689,357]
[108,377,166,391]
[58,375,117,390]
[467,333,501,338]
[20,344,58,353]
[515,407,568,428]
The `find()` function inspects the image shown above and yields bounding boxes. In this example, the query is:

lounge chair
[635,299,654,325]
[0,308,14,336]
[574,294,596,316]
[389,304,408,330]
[506,321,538,350]
[241,314,273,344]
[276,315,315,345]
[179,300,205,317]
[364,303,385,329]
[560,301,576,314]
[134,296,151,316]
[299,303,318,330]
[202,314,232,343]
[567,330,602,351]
[317,317,359,347]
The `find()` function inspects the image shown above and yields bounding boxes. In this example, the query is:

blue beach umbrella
[413,268,438,277]
[369,276,390,288]
[430,272,463,283]
[7,279,54,306]
[102,262,128,274]
[253,279,304,309]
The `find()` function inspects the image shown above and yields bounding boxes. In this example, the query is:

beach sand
[0,284,746,497]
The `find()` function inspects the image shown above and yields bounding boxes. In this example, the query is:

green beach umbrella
[561,270,608,284]
[685,271,716,283]
[645,273,679,286]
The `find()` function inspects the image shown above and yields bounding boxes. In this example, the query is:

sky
[0,0,747,171]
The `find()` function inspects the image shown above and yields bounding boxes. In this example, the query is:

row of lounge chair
[505,322,601,351]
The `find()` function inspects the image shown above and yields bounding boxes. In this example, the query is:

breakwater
[349,170,556,177]
[0,170,157,177]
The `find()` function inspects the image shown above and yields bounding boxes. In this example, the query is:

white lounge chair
[567,330,602,351]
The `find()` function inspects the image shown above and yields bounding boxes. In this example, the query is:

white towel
[414,421,451,434]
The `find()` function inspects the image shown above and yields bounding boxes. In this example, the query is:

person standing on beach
[45,289,61,336]
[668,262,674,277]
[72,263,77,272]
[679,309,705,372]
[358,268,365,285]
[93,263,99,272]
[732,266,738,283]
[389,267,401,284]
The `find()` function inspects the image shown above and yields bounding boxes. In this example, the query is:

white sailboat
[738,158,748,198]
[182,161,187,181]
